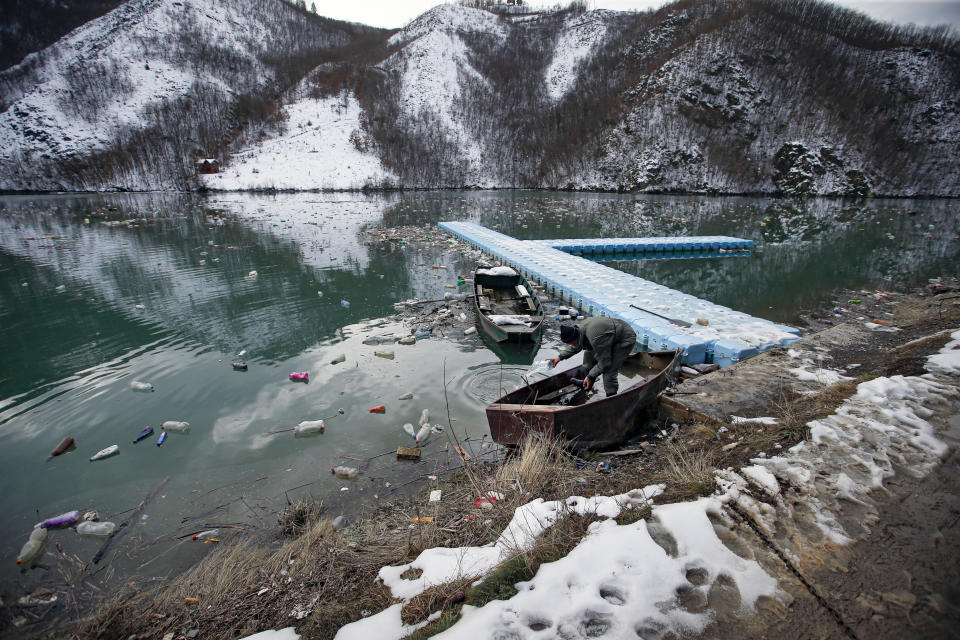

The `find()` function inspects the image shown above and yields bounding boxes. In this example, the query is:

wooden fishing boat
[473,266,544,343]
[485,350,681,450]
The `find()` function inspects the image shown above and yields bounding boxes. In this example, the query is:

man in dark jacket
[548,316,637,396]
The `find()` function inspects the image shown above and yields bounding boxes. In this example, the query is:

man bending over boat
[548,317,637,396]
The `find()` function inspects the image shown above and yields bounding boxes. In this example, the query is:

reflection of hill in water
[0,194,419,402]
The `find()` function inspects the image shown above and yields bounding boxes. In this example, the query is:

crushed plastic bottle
[130,381,154,392]
[289,371,309,382]
[159,421,190,433]
[294,420,325,436]
[16,527,48,566]
[374,351,395,360]
[331,466,358,479]
[133,426,154,443]
[77,521,117,538]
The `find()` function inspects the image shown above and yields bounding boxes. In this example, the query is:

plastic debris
[289,371,309,382]
[89,445,119,462]
[40,511,81,529]
[232,361,248,370]
[398,392,414,400]
[340,300,350,308]
[129,380,154,392]
[411,516,434,524]
[429,490,442,502]
[398,336,416,345]
[156,432,167,447]
[16,528,48,567]
[77,521,117,538]
[294,420,324,436]
[464,326,477,335]
[46,436,75,462]
[55,285,66,294]
[160,421,190,433]
[415,424,432,445]
[135,304,145,311]
[374,350,395,360]
[192,529,219,541]
[369,405,386,413]
[331,466,359,479]
[332,516,348,530]
[695,317,709,326]
[133,426,154,443]
[330,354,346,365]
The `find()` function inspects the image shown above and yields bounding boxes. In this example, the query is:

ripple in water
[458,363,535,406]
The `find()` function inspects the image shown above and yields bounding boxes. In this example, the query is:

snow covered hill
[2,0,958,195]
[0,0,378,191]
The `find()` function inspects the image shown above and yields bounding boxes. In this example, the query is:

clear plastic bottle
[17,527,48,566]
[294,420,325,436]
[418,409,430,426]
[415,424,432,444]
[330,466,358,479]
[160,421,190,433]
[77,521,117,538]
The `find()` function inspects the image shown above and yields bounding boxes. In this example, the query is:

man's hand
[547,357,561,368]
[582,376,592,391]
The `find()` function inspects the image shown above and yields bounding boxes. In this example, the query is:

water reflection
[0,190,956,604]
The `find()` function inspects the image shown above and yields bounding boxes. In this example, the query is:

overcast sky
[312,0,960,30]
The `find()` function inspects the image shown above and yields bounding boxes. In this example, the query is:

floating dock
[439,221,800,366]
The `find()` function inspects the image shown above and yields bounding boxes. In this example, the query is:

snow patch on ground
[544,11,609,102]
[202,93,396,191]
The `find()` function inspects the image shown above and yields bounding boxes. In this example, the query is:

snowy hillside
[1,0,958,195]
[0,0,377,191]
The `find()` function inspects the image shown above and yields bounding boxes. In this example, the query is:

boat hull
[485,350,680,450]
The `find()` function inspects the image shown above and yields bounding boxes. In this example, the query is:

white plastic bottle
[415,424,432,444]
[294,420,325,436]
[90,445,119,462]
[159,421,190,433]
[330,466,358,479]
[130,381,154,392]
[418,409,430,426]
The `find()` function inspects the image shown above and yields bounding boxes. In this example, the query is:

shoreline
[36,277,954,639]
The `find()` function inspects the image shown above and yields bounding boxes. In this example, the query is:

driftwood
[89,476,171,566]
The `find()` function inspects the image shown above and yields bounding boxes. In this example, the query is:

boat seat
[476,285,485,296]
[478,296,492,312]
[523,296,537,312]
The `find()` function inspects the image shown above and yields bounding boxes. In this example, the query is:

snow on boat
[473,265,543,343]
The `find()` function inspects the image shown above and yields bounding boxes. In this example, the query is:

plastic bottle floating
[156,432,167,447]
[130,381,154,392]
[40,510,81,529]
[46,436,75,462]
[289,372,309,382]
[159,421,190,433]
[133,426,154,443]
[294,420,325,436]
[232,361,248,371]
[77,521,117,538]
[192,529,219,541]
[369,405,386,413]
[16,527,48,567]
[89,445,119,462]
[331,466,358,479]
[330,354,346,365]
[415,424,432,445]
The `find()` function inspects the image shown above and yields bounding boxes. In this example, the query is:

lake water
[0,191,957,608]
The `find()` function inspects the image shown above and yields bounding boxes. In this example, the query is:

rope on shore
[727,502,860,640]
